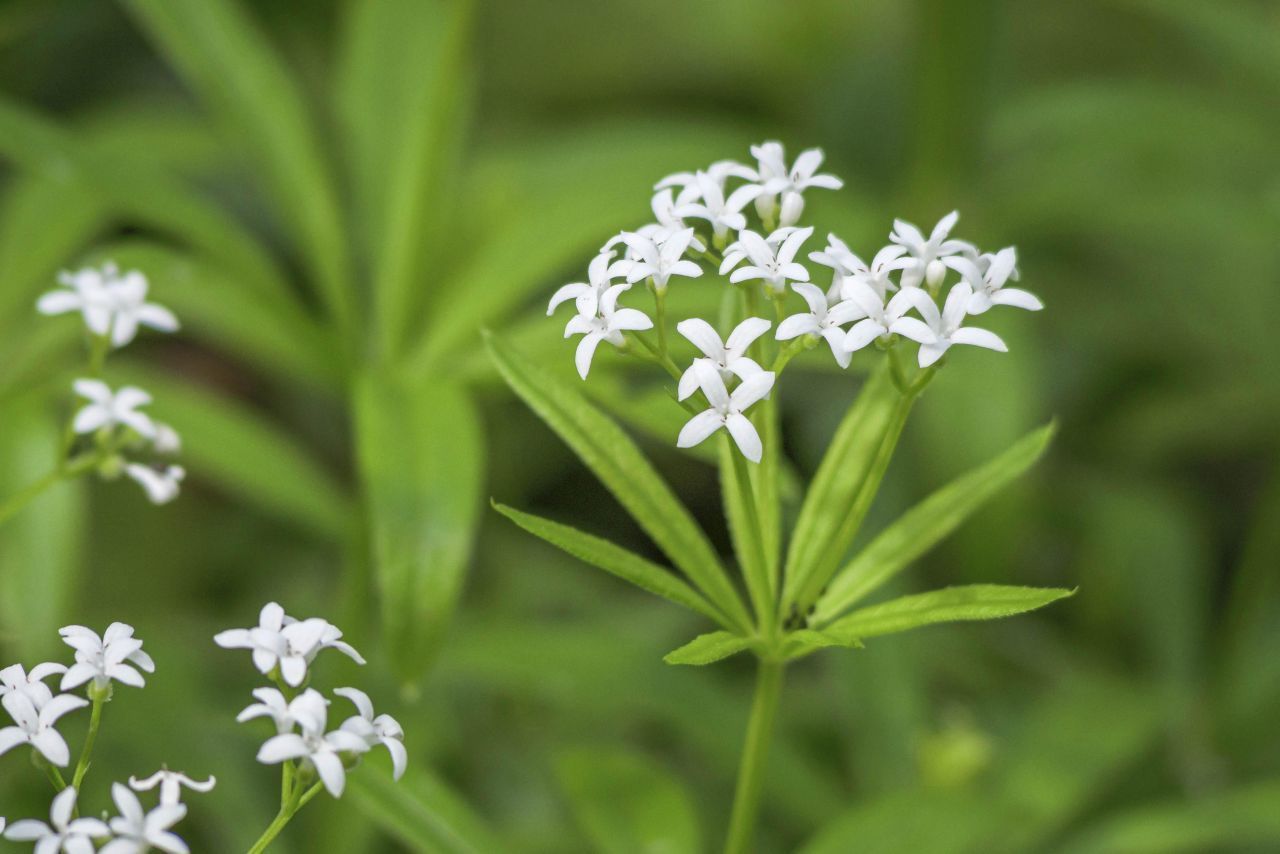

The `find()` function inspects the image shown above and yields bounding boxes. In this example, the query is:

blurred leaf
[555,747,700,854]
[782,629,861,661]
[663,631,752,666]
[493,502,731,629]
[346,769,506,854]
[800,790,1001,854]
[825,585,1073,642]
[815,421,1056,624]
[487,332,752,633]
[720,434,770,625]
[121,0,355,333]
[355,373,482,683]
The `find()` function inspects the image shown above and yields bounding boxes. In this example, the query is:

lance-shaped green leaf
[782,630,862,661]
[122,0,355,334]
[720,435,771,627]
[487,333,753,633]
[824,585,1074,643]
[346,769,506,854]
[493,502,731,629]
[355,373,483,684]
[664,631,754,666]
[782,361,911,610]
[813,422,1056,625]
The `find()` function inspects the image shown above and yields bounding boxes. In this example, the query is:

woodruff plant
[490,140,1073,852]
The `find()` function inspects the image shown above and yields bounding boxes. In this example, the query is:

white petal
[333,687,374,721]
[790,282,827,316]
[844,318,887,353]
[917,341,950,368]
[691,360,730,409]
[729,372,775,411]
[312,752,347,798]
[136,303,179,332]
[675,318,724,359]
[676,411,723,449]
[889,317,937,346]
[821,328,852,368]
[949,327,1008,352]
[257,734,309,764]
[775,314,819,340]
[32,729,70,766]
[725,413,763,463]
[383,737,408,780]
[990,288,1043,311]
[547,283,589,315]
[574,333,604,380]
[36,290,82,315]
[724,317,771,356]
[677,363,702,401]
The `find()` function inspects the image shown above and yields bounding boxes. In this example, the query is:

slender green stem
[247,768,322,854]
[87,333,109,378]
[633,332,683,383]
[42,762,68,792]
[724,659,786,854]
[71,695,104,791]
[730,446,773,632]
[651,283,670,358]
[247,803,295,854]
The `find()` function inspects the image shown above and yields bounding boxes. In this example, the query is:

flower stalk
[725,659,785,854]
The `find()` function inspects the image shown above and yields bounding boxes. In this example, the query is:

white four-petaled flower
[618,229,703,292]
[775,283,864,368]
[237,687,328,735]
[889,283,1008,367]
[562,284,653,380]
[124,464,185,505]
[675,317,770,401]
[0,691,87,766]
[335,687,407,781]
[102,782,188,854]
[840,280,918,354]
[38,264,178,349]
[728,227,813,294]
[59,623,155,693]
[129,770,217,807]
[889,211,970,290]
[676,361,775,463]
[255,689,369,798]
[945,246,1043,314]
[2,787,108,854]
[0,663,67,711]
[675,171,765,241]
[72,380,156,439]
[214,602,365,687]
[547,251,624,316]
[748,142,842,227]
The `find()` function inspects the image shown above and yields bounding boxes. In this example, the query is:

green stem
[730,445,773,632]
[652,283,670,358]
[87,333,109,377]
[43,762,68,792]
[71,695,104,791]
[724,659,786,854]
[247,769,322,854]
[633,332,683,383]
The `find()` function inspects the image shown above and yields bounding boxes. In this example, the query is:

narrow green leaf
[354,373,483,684]
[782,629,862,661]
[121,0,354,333]
[493,503,731,628]
[814,422,1056,624]
[824,585,1074,642]
[486,332,752,633]
[346,770,506,854]
[782,361,911,611]
[554,747,701,854]
[663,631,753,666]
[720,435,771,626]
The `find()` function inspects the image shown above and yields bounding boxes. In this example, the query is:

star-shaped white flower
[840,280,918,354]
[618,228,703,292]
[237,687,329,735]
[2,787,109,854]
[748,142,843,226]
[675,171,765,241]
[889,282,1008,367]
[675,317,770,401]
[128,770,217,807]
[124,464,185,505]
[676,361,775,463]
[335,687,407,781]
[71,380,156,439]
[810,236,909,300]
[775,283,864,368]
[889,211,971,290]
[654,160,757,196]
[59,623,155,693]
[104,269,180,349]
[256,691,370,798]
[547,250,625,316]
[37,266,115,337]
[727,227,813,294]
[0,691,87,766]
[101,782,188,854]
[214,603,365,687]
[0,663,68,711]
[719,227,801,276]
[563,284,653,380]
[944,246,1042,314]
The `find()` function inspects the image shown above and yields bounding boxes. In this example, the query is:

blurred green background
[1,0,1277,851]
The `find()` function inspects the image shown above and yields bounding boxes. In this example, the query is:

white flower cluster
[1,622,213,854]
[547,142,1043,462]
[217,603,405,798]
[37,262,186,505]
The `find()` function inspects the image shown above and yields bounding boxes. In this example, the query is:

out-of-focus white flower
[151,424,182,455]
[60,623,155,693]
[890,211,970,290]
[840,280,918,354]
[237,687,328,735]
[2,787,108,853]
[214,603,365,688]
[547,251,623,316]
[619,229,703,292]
[654,160,757,196]
[102,782,188,854]
[0,692,87,766]
[72,380,156,438]
[728,228,813,294]
[720,227,800,276]
[675,171,765,241]
[563,284,653,380]
[124,464,185,505]
[256,691,369,798]
[104,270,179,349]
[37,266,115,337]
[676,361,775,463]
[335,687,407,781]
[675,317,770,401]
[775,283,864,369]
[945,247,1042,314]
[0,663,67,711]
[748,142,843,226]
[128,770,217,807]
[889,283,1008,367]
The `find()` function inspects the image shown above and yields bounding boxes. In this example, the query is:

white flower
[563,284,653,380]
[335,687,407,781]
[0,692,87,766]
[675,317,770,401]
[101,782,188,854]
[0,663,68,711]
[654,160,757,195]
[728,227,813,294]
[214,603,365,687]
[810,236,909,300]
[676,361,775,462]
[889,282,1008,367]
[840,280,918,353]
[103,270,179,349]
[604,190,707,260]
[256,691,370,798]
[59,623,155,693]
[775,283,864,368]
[889,211,971,290]
[124,464,185,505]
[72,380,156,438]
[152,423,182,455]
[748,142,843,226]
[237,687,328,735]
[945,246,1042,314]
[37,266,115,337]
[719,226,801,276]
[674,171,765,240]
[547,251,623,316]
[128,770,216,807]
[2,787,109,854]
[619,228,703,292]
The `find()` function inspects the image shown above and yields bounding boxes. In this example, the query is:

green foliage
[664,631,755,666]
[345,770,506,854]
[823,585,1074,643]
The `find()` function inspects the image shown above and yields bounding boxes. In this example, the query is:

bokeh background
[1,0,1278,851]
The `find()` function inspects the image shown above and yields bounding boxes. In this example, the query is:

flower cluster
[1,621,212,853]
[36,262,186,505]
[218,603,404,800]
[547,141,1043,462]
